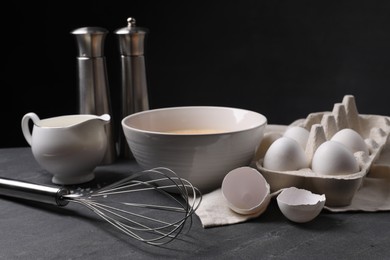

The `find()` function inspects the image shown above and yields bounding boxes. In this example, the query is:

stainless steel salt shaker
[71,27,116,164]
[115,18,150,158]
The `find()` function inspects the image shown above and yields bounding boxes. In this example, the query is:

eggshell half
[277,187,326,223]
[222,167,271,215]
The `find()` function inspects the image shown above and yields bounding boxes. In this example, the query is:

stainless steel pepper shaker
[71,27,116,164]
[115,18,150,158]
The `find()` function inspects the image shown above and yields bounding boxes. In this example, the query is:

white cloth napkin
[192,189,264,228]
[193,175,390,228]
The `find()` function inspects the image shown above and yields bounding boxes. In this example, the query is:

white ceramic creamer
[21,112,111,185]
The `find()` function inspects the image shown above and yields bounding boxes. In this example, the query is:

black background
[2,1,390,148]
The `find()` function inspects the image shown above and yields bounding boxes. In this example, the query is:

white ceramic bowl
[122,106,267,192]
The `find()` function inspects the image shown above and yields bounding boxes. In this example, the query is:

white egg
[312,141,359,175]
[283,126,310,149]
[331,128,369,154]
[255,132,283,161]
[263,137,308,171]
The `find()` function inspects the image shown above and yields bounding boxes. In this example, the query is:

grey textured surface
[1,147,390,259]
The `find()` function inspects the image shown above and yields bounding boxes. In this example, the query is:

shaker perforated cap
[71,27,108,57]
[115,17,148,56]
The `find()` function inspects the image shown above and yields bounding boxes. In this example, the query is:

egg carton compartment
[369,137,390,179]
[256,95,390,207]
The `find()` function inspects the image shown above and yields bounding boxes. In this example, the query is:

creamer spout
[98,114,111,122]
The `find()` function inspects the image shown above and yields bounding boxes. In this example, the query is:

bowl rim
[121,106,267,136]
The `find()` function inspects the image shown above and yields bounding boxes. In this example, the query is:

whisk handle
[0,177,70,206]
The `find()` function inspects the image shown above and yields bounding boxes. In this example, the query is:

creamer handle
[21,112,40,146]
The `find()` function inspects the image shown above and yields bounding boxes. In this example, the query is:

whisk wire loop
[67,167,202,245]
[0,167,201,246]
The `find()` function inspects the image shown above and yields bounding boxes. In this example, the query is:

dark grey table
[1,147,389,259]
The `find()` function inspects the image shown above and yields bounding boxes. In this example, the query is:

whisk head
[64,167,202,245]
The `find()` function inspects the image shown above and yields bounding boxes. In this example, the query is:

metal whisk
[0,167,202,245]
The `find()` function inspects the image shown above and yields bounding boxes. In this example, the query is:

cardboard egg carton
[256,95,390,207]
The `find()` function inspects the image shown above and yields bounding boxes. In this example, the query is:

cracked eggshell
[222,166,271,215]
[277,187,326,223]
